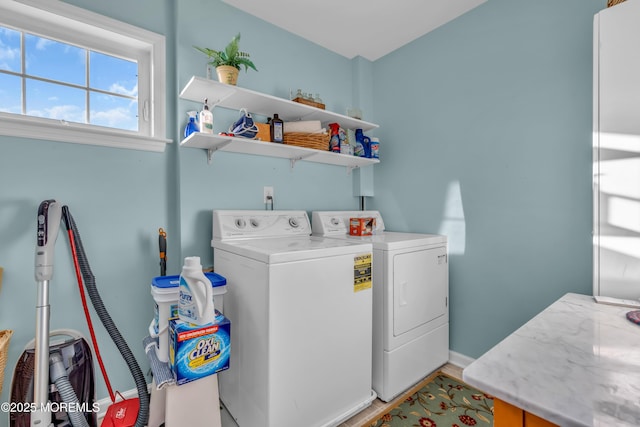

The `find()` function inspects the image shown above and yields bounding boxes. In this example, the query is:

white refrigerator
[593,0,640,298]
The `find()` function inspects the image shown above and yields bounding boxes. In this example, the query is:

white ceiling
[221,0,487,61]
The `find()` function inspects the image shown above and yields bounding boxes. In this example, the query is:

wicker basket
[283,132,330,151]
[607,0,626,6]
[0,329,13,394]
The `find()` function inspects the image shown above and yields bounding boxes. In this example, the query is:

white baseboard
[448,350,475,368]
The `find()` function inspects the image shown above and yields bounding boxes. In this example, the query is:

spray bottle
[178,256,215,325]
[184,111,199,138]
[328,123,340,153]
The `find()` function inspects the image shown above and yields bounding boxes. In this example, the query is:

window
[0,0,169,152]
[1,28,139,131]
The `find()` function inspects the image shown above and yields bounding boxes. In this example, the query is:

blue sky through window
[0,25,138,131]
[0,27,20,72]
[0,73,20,114]
[26,34,86,85]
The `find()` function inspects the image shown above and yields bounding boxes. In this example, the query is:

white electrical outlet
[263,186,274,203]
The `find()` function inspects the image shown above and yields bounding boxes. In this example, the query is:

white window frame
[0,0,171,152]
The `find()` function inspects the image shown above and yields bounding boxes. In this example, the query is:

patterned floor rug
[368,373,494,427]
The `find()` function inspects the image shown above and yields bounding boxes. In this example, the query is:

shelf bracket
[346,165,359,175]
[289,153,315,170]
[206,139,233,164]
[209,91,236,109]
[289,158,301,170]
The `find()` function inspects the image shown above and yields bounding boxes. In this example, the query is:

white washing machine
[211,210,376,427]
[312,210,449,402]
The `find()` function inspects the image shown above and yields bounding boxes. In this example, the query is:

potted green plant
[194,33,257,85]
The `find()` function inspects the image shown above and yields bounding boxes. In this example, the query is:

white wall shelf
[180,132,379,170]
[180,76,378,131]
[179,76,380,169]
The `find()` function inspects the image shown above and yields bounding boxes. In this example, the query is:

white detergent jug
[178,256,215,325]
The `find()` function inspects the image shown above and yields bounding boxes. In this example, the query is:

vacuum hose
[65,209,149,427]
[49,351,90,427]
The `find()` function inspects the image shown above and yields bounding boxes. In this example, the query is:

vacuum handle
[35,200,62,282]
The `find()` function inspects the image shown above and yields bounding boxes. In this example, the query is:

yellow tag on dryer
[353,253,372,292]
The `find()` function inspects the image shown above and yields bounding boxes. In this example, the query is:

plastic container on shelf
[199,99,213,134]
[179,256,215,325]
[184,111,199,138]
[371,137,380,159]
[270,113,284,143]
[328,123,341,153]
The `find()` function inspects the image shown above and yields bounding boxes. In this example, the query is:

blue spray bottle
[184,111,199,138]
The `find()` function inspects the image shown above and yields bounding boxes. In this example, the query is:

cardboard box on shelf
[350,218,376,236]
[255,123,271,142]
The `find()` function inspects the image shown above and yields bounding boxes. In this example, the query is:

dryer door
[393,246,448,336]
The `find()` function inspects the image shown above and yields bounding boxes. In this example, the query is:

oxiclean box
[169,310,231,385]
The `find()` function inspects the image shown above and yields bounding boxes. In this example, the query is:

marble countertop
[463,293,640,427]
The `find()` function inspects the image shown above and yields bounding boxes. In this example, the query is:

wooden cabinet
[494,399,558,427]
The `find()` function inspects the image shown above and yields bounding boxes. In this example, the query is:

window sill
[0,113,172,152]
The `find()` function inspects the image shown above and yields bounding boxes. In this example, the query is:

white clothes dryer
[212,210,376,427]
[312,210,449,402]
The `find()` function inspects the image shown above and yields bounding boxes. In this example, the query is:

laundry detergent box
[169,310,231,385]
[350,217,376,236]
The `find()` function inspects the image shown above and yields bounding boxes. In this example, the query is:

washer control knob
[235,218,246,228]
[289,217,299,228]
[330,217,340,226]
[250,218,260,228]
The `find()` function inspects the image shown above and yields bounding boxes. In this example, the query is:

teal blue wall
[0,0,607,417]
[0,0,177,418]
[0,0,363,414]
[370,0,604,357]
[175,0,365,264]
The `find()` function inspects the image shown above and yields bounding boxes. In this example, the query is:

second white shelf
[181,132,379,169]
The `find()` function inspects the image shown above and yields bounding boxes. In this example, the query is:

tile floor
[220,363,464,427]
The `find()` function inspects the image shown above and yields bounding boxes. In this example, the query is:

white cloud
[0,105,21,114]
[35,38,53,50]
[0,45,19,60]
[92,106,137,131]
[24,104,135,130]
[0,45,20,71]
[108,82,138,97]
[27,104,85,123]
[91,106,132,126]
